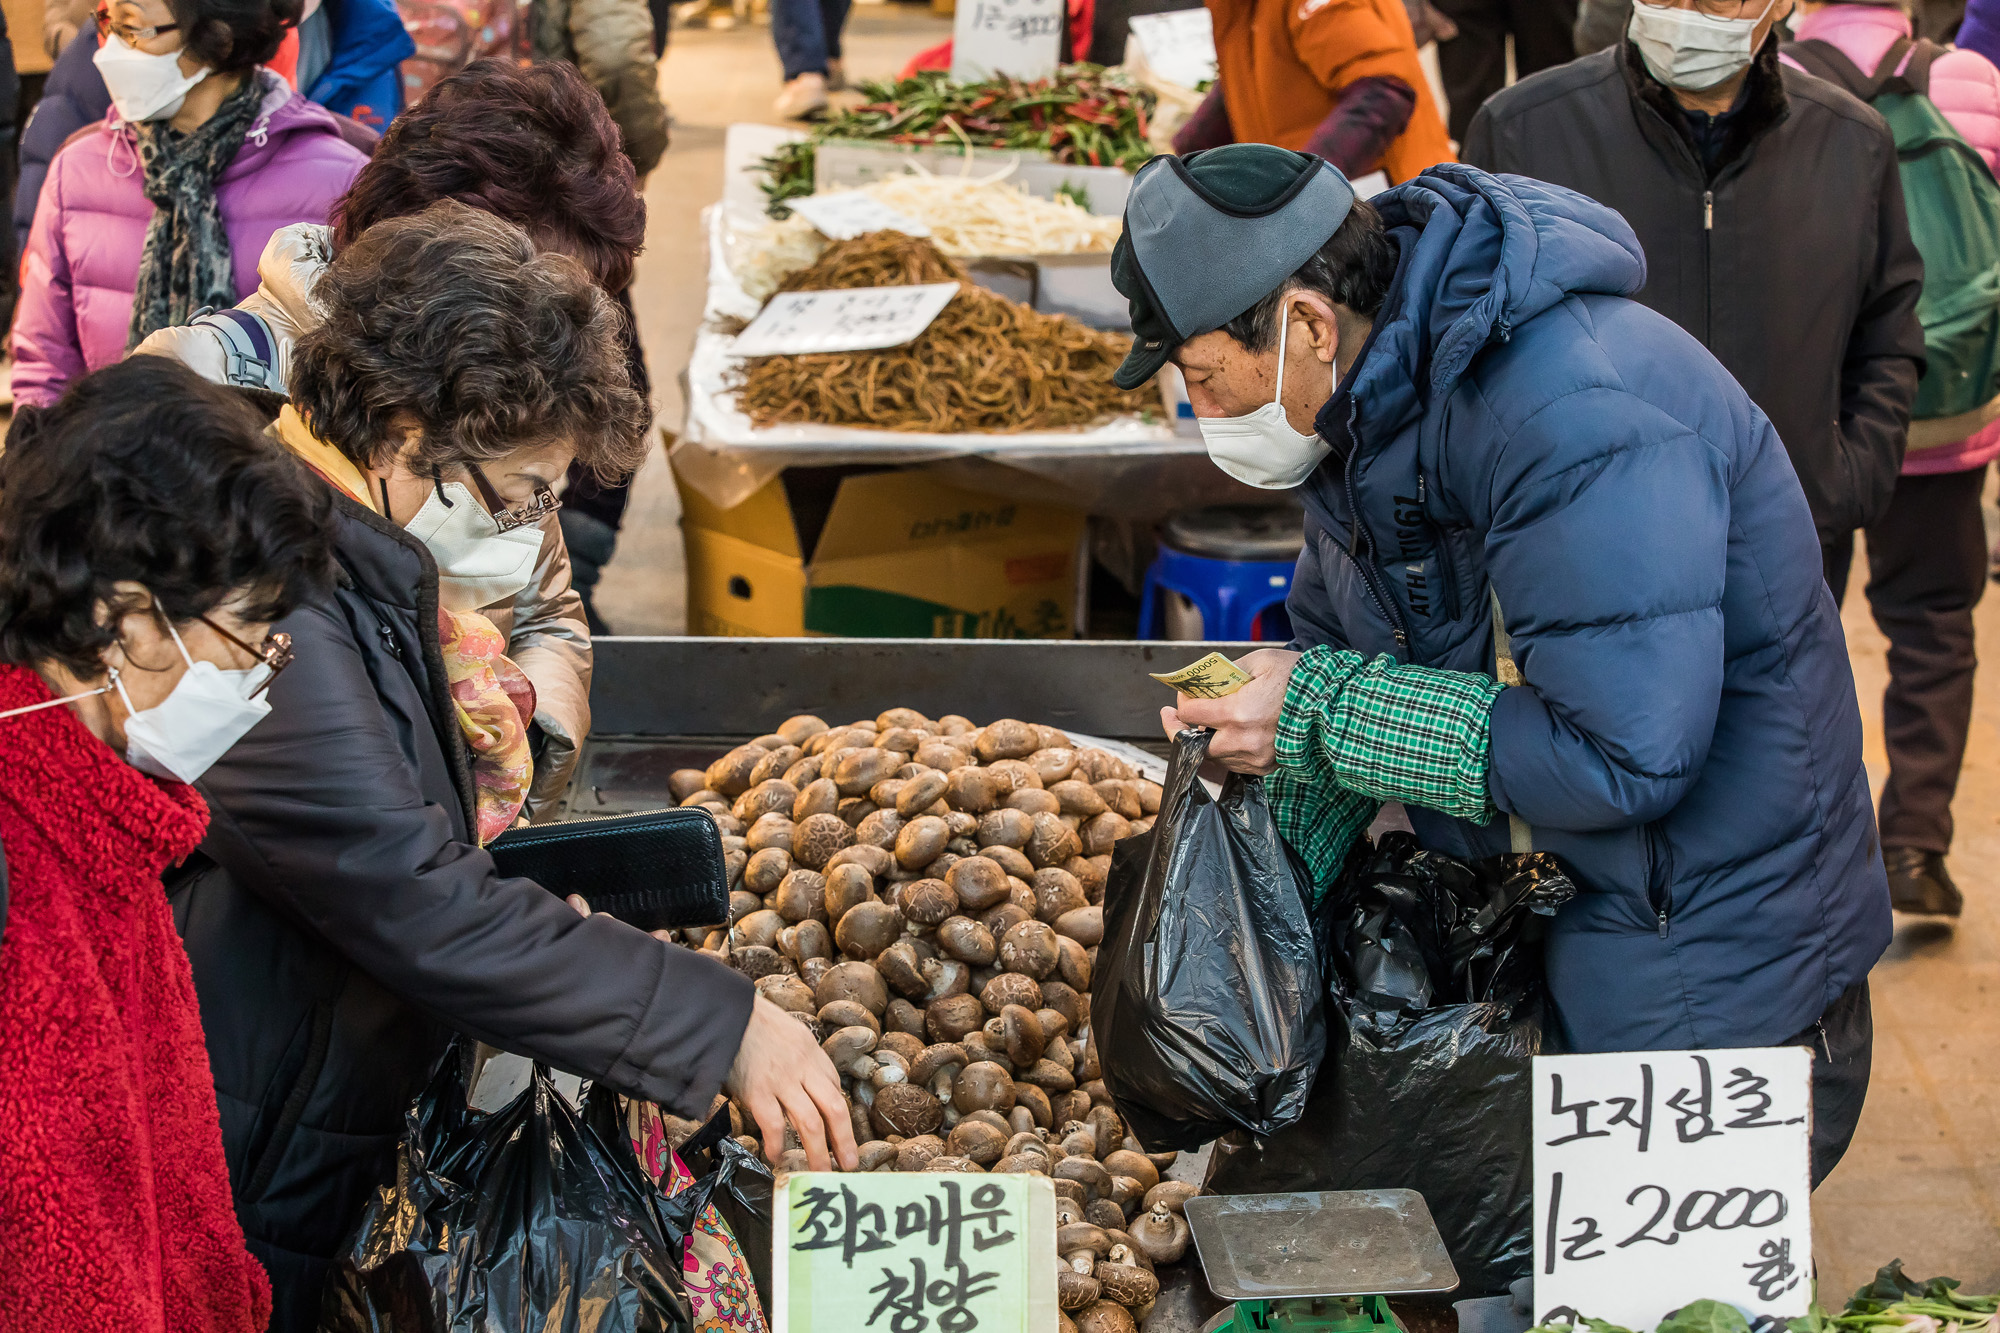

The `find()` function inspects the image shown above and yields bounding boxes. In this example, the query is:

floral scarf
[626,1101,768,1333]
[437,606,535,844]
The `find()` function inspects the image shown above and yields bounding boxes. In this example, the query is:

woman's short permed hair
[291,200,651,484]
[168,0,301,74]
[0,358,336,677]
[331,59,646,293]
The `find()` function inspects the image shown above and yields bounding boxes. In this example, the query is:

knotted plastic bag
[1092,727,1328,1152]
[322,1046,696,1333]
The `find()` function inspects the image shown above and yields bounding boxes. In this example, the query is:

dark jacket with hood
[1287,164,1891,1054]
[168,493,754,1333]
[1460,40,1926,544]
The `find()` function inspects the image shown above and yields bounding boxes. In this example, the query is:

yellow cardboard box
[676,465,1085,638]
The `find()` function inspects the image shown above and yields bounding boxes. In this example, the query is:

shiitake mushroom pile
[656,708,1199,1332]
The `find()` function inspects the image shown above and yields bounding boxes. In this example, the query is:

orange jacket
[1206,0,1456,183]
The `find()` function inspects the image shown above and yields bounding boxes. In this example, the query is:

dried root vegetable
[735,234,1155,434]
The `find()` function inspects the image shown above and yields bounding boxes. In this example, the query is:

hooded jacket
[304,0,416,130]
[1287,165,1892,1053]
[1460,41,1927,544]
[12,71,368,409]
[0,667,273,1333]
[135,224,593,817]
[169,493,753,1333]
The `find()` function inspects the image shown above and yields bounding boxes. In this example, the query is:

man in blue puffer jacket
[1118,146,1892,1182]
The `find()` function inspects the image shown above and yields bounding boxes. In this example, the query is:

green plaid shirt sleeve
[1268,646,1507,893]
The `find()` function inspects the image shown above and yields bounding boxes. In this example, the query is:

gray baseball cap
[1111,146,1357,390]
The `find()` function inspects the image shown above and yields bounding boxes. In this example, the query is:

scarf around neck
[127,72,265,349]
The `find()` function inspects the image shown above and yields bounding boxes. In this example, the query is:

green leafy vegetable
[1657,1300,1754,1333]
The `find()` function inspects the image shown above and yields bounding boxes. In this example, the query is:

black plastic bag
[322,1046,696,1333]
[667,1109,775,1307]
[1093,727,1327,1152]
[1206,832,1575,1298]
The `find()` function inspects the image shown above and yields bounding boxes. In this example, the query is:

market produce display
[1528,1264,1996,1333]
[729,170,1124,301]
[733,233,1155,434]
[658,707,1184,1332]
[759,66,1157,214]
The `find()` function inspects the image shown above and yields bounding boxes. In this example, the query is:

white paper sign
[952,0,1065,82]
[734,283,961,357]
[1128,9,1216,90]
[786,192,933,241]
[1534,1048,1813,1330]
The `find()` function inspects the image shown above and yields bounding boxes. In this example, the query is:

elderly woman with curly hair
[170,200,858,1331]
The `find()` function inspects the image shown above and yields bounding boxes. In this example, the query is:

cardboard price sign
[774,1172,1058,1332]
[1533,1047,1813,1329]
[1127,8,1217,90]
[733,283,960,357]
[786,192,932,241]
[951,0,1064,82]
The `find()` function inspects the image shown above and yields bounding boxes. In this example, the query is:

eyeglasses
[465,466,562,534]
[199,616,294,696]
[94,5,179,42]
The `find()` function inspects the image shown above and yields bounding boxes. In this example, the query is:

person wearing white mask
[174,201,859,1333]
[0,356,337,1332]
[1461,0,1927,596]
[1108,145,1889,1195]
[12,0,367,409]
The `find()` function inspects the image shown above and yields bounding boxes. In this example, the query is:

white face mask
[1627,0,1776,93]
[0,619,272,783]
[94,31,210,123]
[1197,309,1335,490]
[398,481,547,612]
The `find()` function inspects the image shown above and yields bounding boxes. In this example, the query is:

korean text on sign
[1533,1047,1813,1330]
[775,1171,1058,1333]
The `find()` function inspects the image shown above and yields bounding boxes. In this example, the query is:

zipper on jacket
[1415,468,1462,620]
[1703,189,1713,230]
[1701,190,1714,343]
[1339,401,1410,652]
[378,624,402,660]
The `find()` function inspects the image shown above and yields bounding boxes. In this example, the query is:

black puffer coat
[1461,39,1926,544]
[169,492,753,1333]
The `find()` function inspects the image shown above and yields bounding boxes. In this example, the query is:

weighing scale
[1185,1189,1460,1333]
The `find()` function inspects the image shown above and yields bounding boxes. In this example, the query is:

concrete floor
[616,13,2000,1299]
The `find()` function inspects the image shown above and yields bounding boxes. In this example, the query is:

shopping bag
[1205,831,1576,1297]
[322,1045,696,1333]
[1092,727,1328,1152]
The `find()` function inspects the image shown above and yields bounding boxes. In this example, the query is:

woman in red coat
[0,357,334,1333]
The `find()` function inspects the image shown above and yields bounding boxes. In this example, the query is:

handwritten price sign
[1533,1048,1813,1329]
[951,0,1064,81]
[733,283,960,358]
[774,1172,1057,1333]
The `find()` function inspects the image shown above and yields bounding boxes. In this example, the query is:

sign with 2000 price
[951,0,1064,82]
[1533,1046,1814,1330]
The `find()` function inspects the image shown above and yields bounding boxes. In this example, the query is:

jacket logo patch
[1392,495,1431,617]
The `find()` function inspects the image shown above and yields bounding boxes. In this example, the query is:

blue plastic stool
[1139,506,1304,641]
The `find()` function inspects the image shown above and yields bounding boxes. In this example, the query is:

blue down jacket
[1287,163,1891,1053]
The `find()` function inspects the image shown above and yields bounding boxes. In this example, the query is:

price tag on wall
[952,0,1065,82]
[733,282,961,357]
[1534,1048,1813,1329]
[773,1171,1058,1333]
[1127,9,1217,90]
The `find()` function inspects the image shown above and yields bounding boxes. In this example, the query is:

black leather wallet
[488,809,730,933]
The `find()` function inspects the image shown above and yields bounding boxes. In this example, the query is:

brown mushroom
[1049,780,1108,818]
[813,958,887,1012]
[1005,787,1063,818]
[833,901,901,959]
[974,807,1034,850]
[1057,1222,1111,1264]
[772,714,826,746]
[901,878,959,927]
[971,719,1035,763]
[944,855,1011,912]
[895,770,949,819]
[745,813,795,855]
[1086,1198,1128,1231]
[1129,1203,1191,1264]
[1026,813,1084,869]
[894,816,950,869]
[1033,868,1088,924]
[743,847,792,895]
[1080,813,1132,858]
[1029,747,1079,785]
[980,901,1035,940]
[1086,1106,1125,1159]
[943,766,1001,814]
[668,768,710,801]
[1056,936,1093,991]
[1014,1081,1054,1129]
[873,939,928,999]
[852,1139,899,1172]
[1054,905,1103,947]
[876,726,925,754]
[755,974,816,1014]
[885,997,927,1038]
[821,1024,878,1073]
[981,971,1043,1015]
[926,993,987,1044]
[1075,1302,1136,1333]
[783,754,825,788]
[1102,1150,1159,1191]
[919,955,971,1004]
[826,843,893,877]
[935,915,997,966]
[985,759,1042,795]
[1067,855,1111,902]
[1050,1090,1092,1128]
[952,1062,1017,1114]
[913,740,969,772]
[871,1084,944,1138]
[790,813,855,870]
[733,778,799,823]
[946,1118,1008,1166]
[999,920,1061,980]
[853,807,904,850]
[910,1042,967,1094]
[959,1030,1012,1073]
[704,745,768,797]
[1093,1261,1159,1308]
[734,908,785,950]
[896,1135,945,1171]
[1057,1269,1101,1312]
[979,844,1038,880]
[821,863,876,922]
[1055,1155,1112,1200]
[876,1031,925,1065]
[783,919,834,962]
[1021,1059,1076,1095]
[798,957,832,989]
[830,747,901,797]
[997,1004,1047,1066]
[818,999,879,1034]
[773,869,827,923]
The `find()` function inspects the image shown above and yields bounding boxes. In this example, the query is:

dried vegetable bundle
[734,233,1156,435]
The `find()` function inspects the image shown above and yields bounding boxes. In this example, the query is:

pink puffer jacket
[1787,4,2000,475]
[12,70,368,409]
